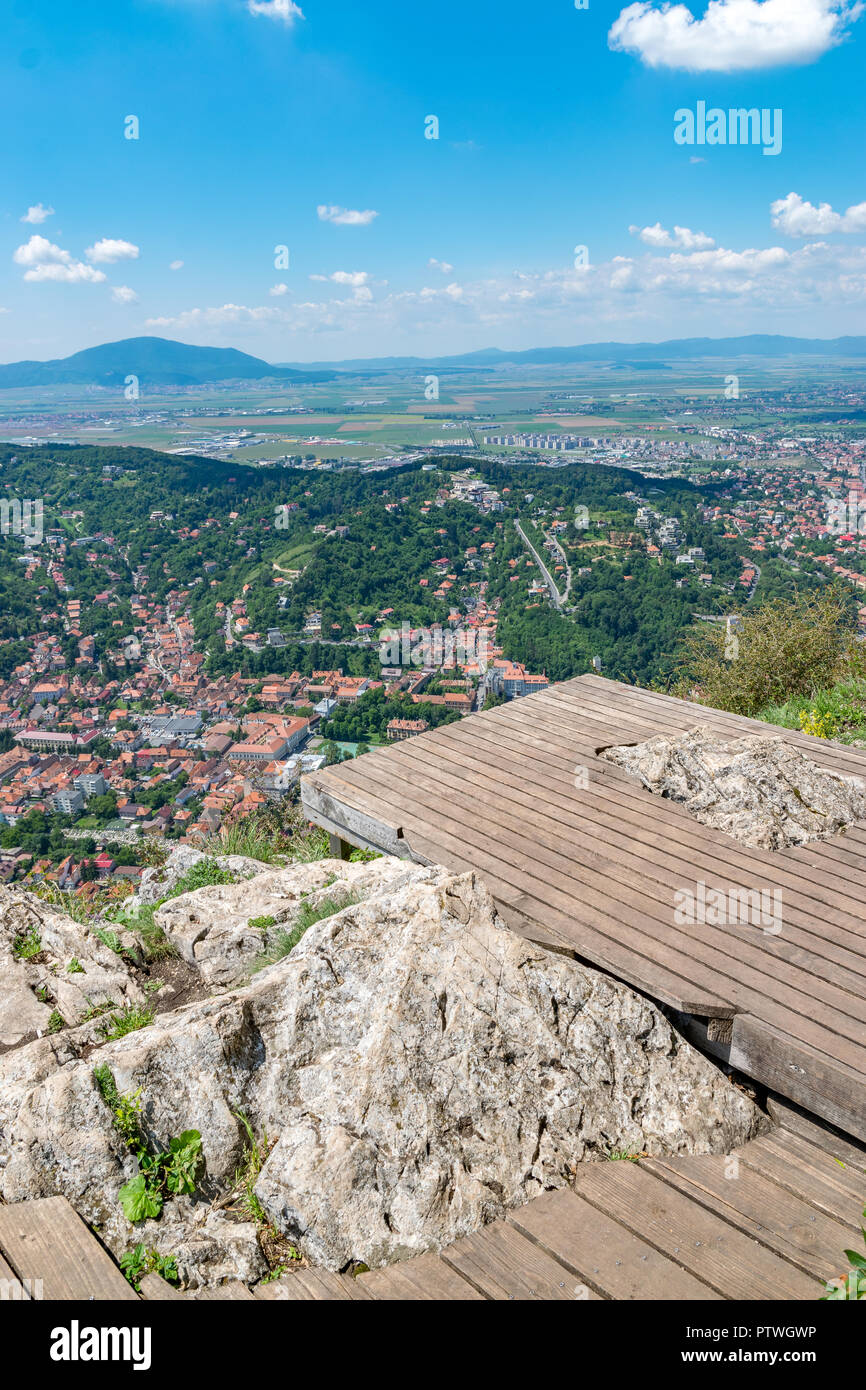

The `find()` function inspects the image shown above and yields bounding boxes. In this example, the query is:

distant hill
[280,335,866,372]
[0,337,337,388]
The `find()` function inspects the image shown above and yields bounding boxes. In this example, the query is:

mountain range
[2,334,866,388]
[0,337,336,388]
[281,335,866,371]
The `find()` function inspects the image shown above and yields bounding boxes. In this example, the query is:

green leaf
[119,1174,162,1223]
[843,1250,866,1271]
[170,1129,202,1158]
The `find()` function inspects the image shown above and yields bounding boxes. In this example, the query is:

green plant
[120,1244,179,1292]
[248,914,276,931]
[81,999,115,1023]
[348,847,381,863]
[47,1009,66,1034]
[678,588,858,719]
[12,926,42,961]
[163,1131,203,1197]
[169,858,237,896]
[107,901,177,962]
[249,891,359,976]
[98,1003,155,1042]
[93,1064,144,1148]
[259,1257,299,1283]
[94,927,125,956]
[93,1065,203,1225]
[821,1193,866,1300]
[227,1111,271,1225]
[66,957,85,974]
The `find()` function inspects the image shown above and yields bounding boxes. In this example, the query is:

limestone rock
[601,724,866,850]
[134,845,270,908]
[154,855,422,989]
[0,888,144,1048]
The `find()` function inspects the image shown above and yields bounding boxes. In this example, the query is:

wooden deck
[302,674,866,1142]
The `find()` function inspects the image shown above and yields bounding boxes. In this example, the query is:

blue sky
[2,0,866,362]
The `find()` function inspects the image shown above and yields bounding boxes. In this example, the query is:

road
[515,519,571,609]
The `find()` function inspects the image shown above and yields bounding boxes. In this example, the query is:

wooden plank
[139,1272,185,1300]
[330,756,866,1070]
[767,1097,866,1167]
[745,1129,866,1209]
[380,736,866,1012]
[572,674,866,777]
[196,1280,256,1300]
[730,1015,866,1142]
[485,697,866,918]
[398,726,866,968]
[573,1161,819,1299]
[440,1220,601,1300]
[398,706,866,932]
[508,1187,720,1300]
[0,1197,137,1301]
[359,1252,486,1300]
[254,1268,374,1300]
[642,1153,858,1280]
[740,1138,865,1232]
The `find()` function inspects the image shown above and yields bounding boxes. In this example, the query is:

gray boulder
[602,724,866,849]
[133,845,271,908]
[0,888,145,1049]
[154,855,427,989]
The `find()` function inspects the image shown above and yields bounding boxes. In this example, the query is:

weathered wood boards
[302,674,866,1140]
[0,1196,137,1301]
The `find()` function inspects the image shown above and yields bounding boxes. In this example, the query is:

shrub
[677,588,857,718]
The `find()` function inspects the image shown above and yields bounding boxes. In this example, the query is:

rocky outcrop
[0,889,145,1050]
[154,855,428,989]
[134,845,271,907]
[0,859,765,1280]
[601,724,866,850]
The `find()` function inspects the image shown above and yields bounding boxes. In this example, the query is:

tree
[674,587,858,717]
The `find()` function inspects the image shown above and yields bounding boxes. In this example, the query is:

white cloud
[608,0,863,72]
[247,0,304,23]
[142,238,866,351]
[327,270,370,286]
[21,203,54,224]
[111,285,138,304]
[169,259,184,271]
[13,235,106,284]
[85,238,140,264]
[771,190,866,235]
[269,283,290,296]
[317,205,379,226]
[428,258,454,274]
[629,222,716,249]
